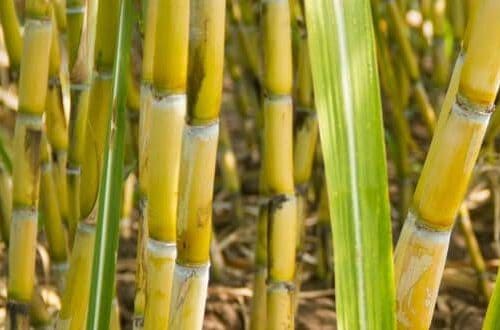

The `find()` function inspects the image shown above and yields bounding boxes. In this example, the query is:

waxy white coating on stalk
[267,282,294,330]
[395,212,450,328]
[143,239,177,330]
[169,263,210,329]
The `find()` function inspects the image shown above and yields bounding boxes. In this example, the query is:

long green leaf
[304,0,396,328]
[86,0,133,328]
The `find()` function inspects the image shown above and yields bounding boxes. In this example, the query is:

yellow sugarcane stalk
[218,118,243,219]
[110,297,121,330]
[0,0,22,73]
[6,1,53,326]
[141,0,189,328]
[143,95,186,330]
[39,135,68,291]
[0,163,12,244]
[169,0,226,327]
[133,0,158,325]
[255,0,297,328]
[249,201,268,330]
[65,0,96,243]
[170,123,219,329]
[45,5,70,240]
[431,0,450,88]
[56,222,95,330]
[394,1,500,328]
[458,204,492,299]
[386,0,436,133]
[56,1,119,328]
[292,32,318,309]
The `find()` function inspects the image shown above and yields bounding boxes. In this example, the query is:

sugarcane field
[0,0,500,329]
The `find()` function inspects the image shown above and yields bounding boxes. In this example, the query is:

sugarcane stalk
[6,1,53,326]
[0,0,22,74]
[218,118,243,220]
[394,1,500,327]
[386,0,436,133]
[431,0,450,88]
[169,0,226,327]
[458,204,492,299]
[267,194,297,329]
[143,95,186,329]
[0,163,12,244]
[133,0,158,325]
[249,201,268,330]
[374,19,413,219]
[250,0,296,328]
[65,0,97,243]
[39,135,68,292]
[109,297,121,330]
[227,0,261,81]
[57,0,119,328]
[170,123,219,329]
[292,29,318,312]
[447,0,465,47]
[45,4,70,251]
[261,0,297,328]
[56,222,95,330]
[126,64,140,168]
[140,0,189,328]
[225,28,259,160]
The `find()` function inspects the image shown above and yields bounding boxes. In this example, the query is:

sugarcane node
[78,219,96,234]
[26,0,52,20]
[174,260,210,274]
[268,194,291,212]
[457,93,496,115]
[187,116,220,128]
[409,209,454,232]
[147,238,176,258]
[66,165,81,176]
[266,280,295,292]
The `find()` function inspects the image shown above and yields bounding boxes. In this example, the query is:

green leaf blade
[304,0,396,329]
[86,0,134,328]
